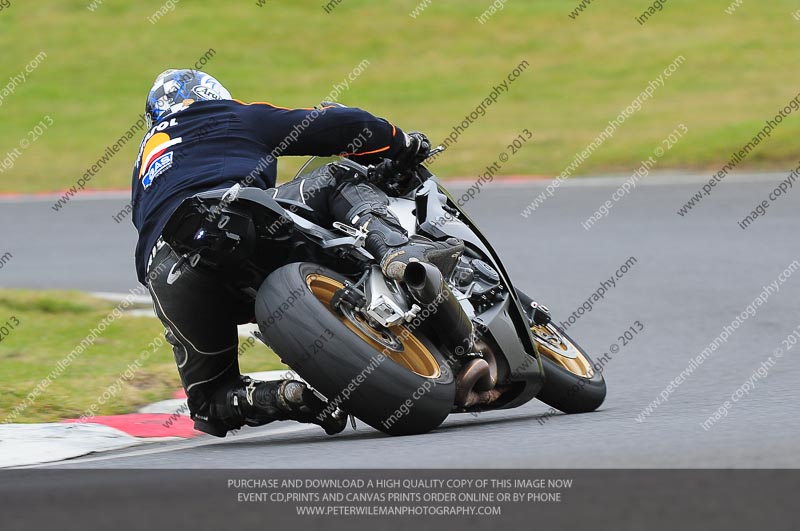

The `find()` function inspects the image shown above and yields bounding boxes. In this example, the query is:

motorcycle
[162,149,606,435]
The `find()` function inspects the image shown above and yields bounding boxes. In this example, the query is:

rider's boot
[359,213,465,282]
[195,376,347,437]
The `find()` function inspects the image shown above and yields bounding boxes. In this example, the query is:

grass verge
[0,290,286,423]
[1,1,799,193]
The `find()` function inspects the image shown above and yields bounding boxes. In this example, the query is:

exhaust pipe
[455,343,500,407]
[404,261,474,354]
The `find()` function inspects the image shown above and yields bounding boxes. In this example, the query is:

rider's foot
[367,232,465,282]
[195,376,346,437]
[277,380,348,435]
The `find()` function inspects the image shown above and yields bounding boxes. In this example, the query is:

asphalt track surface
[2,172,798,468]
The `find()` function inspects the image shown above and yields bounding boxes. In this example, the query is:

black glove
[394,131,431,170]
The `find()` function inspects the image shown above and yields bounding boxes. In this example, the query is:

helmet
[145,69,231,129]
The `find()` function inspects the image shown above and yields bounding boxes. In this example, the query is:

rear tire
[255,262,455,436]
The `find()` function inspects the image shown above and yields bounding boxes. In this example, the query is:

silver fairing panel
[387,196,418,237]
[388,178,544,409]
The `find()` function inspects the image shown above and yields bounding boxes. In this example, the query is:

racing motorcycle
[162,148,606,436]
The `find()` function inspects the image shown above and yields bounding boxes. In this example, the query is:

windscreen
[292,156,339,180]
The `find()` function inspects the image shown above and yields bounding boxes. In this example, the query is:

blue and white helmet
[145,69,231,129]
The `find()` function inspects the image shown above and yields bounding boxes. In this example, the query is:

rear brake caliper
[331,283,365,314]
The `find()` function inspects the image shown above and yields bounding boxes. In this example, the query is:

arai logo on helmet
[192,85,224,101]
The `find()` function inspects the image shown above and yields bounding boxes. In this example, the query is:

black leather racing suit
[132,99,411,433]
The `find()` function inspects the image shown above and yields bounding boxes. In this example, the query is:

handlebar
[365,144,445,185]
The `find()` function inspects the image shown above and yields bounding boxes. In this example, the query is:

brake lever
[425,145,446,159]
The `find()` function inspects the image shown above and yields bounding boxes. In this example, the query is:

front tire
[255,262,455,435]
[517,290,607,414]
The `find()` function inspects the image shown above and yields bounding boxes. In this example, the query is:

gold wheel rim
[306,274,441,378]
[531,324,594,378]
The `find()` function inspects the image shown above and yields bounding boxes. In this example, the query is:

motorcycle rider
[133,69,464,437]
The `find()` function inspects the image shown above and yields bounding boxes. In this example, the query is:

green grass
[1,1,799,193]
[0,290,286,423]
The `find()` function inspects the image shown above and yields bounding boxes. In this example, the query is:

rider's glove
[393,131,431,171]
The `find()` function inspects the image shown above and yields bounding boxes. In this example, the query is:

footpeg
[333,221,369,247]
